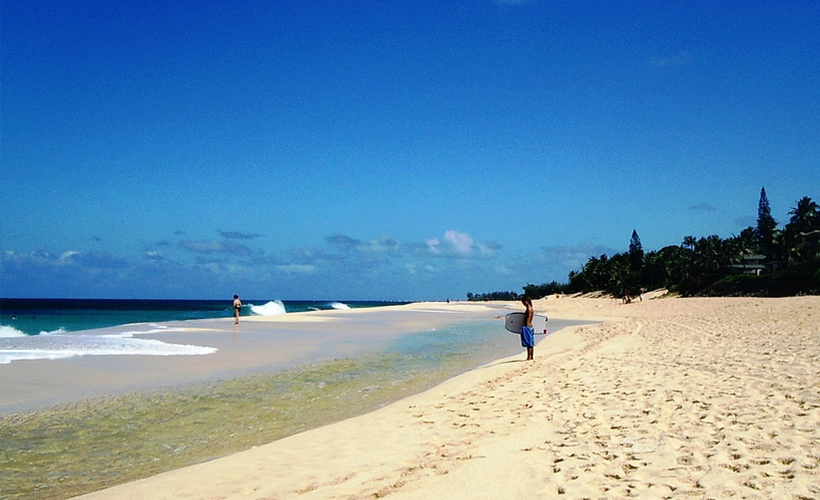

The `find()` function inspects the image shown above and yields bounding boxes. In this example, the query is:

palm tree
[782,196,820,263]
[788,196,820,234]
[736,227,757,254]
[774,228,801,264]
[692,236,718,273]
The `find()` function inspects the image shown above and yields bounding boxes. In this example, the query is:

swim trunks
[520,326,534,348]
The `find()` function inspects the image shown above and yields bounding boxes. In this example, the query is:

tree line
[468,189,820,301]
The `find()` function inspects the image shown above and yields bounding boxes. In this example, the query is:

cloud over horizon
[1,228,589,299]
[178,240,256,256]
[689,202,717,212]
[219,231,263,240]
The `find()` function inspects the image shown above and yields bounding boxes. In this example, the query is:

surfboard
[505,312,549,334]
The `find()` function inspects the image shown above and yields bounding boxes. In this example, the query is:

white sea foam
[39,327,68,335]
[250,300,287,316]
[0,332,217,364]
[0,325,27,338]
[102,326,187,339]
[330,302,351,310]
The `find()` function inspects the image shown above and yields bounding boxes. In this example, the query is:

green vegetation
[468,190,820,300]
[465,290,519,301]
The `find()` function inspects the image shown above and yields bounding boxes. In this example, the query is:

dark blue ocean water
[0,298,405,336]
[0,299,407,365]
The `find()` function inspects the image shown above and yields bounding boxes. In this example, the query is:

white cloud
[494,264,515,275]
[477,242,499,258]
[219,230,262,240]
[324,231,500,262]
[326,234,401,256]
[60,251,80,261]
[178,239,255,256]
[444,230,474,255]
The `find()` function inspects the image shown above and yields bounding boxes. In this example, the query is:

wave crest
[250,300,287,316]
[0,325,27,338]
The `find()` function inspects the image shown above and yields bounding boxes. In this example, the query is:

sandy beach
[5,300,557,499]
[68,294,819,499]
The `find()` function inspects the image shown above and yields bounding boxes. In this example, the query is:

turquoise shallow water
[0,301,590,499]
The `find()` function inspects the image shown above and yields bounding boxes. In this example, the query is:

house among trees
[732,254,766,275]
[798,229,820,261]
[468,189,820,300]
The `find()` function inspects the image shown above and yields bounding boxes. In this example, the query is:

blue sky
[1,1,818,301]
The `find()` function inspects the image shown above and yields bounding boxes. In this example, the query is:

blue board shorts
[520,326,534,348]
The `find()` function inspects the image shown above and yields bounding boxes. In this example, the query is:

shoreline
[3,300,573,500]
[0,301,517,414]
[71,295,819,500]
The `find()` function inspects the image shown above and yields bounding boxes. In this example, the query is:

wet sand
[3,301,540,499]
[72,294,820,500]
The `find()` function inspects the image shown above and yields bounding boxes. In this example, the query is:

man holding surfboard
[504,298,549,360]
[521,296,535,360]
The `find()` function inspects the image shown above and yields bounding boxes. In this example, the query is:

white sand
[75,295,820,499]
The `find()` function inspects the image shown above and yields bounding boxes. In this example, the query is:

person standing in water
[520,296,535,361]
[232,295,242,324]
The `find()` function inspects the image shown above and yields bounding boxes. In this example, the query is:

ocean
[0,298,590,499]
[0,298,404,364]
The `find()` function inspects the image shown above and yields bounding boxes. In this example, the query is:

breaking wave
[250,300,287,316]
